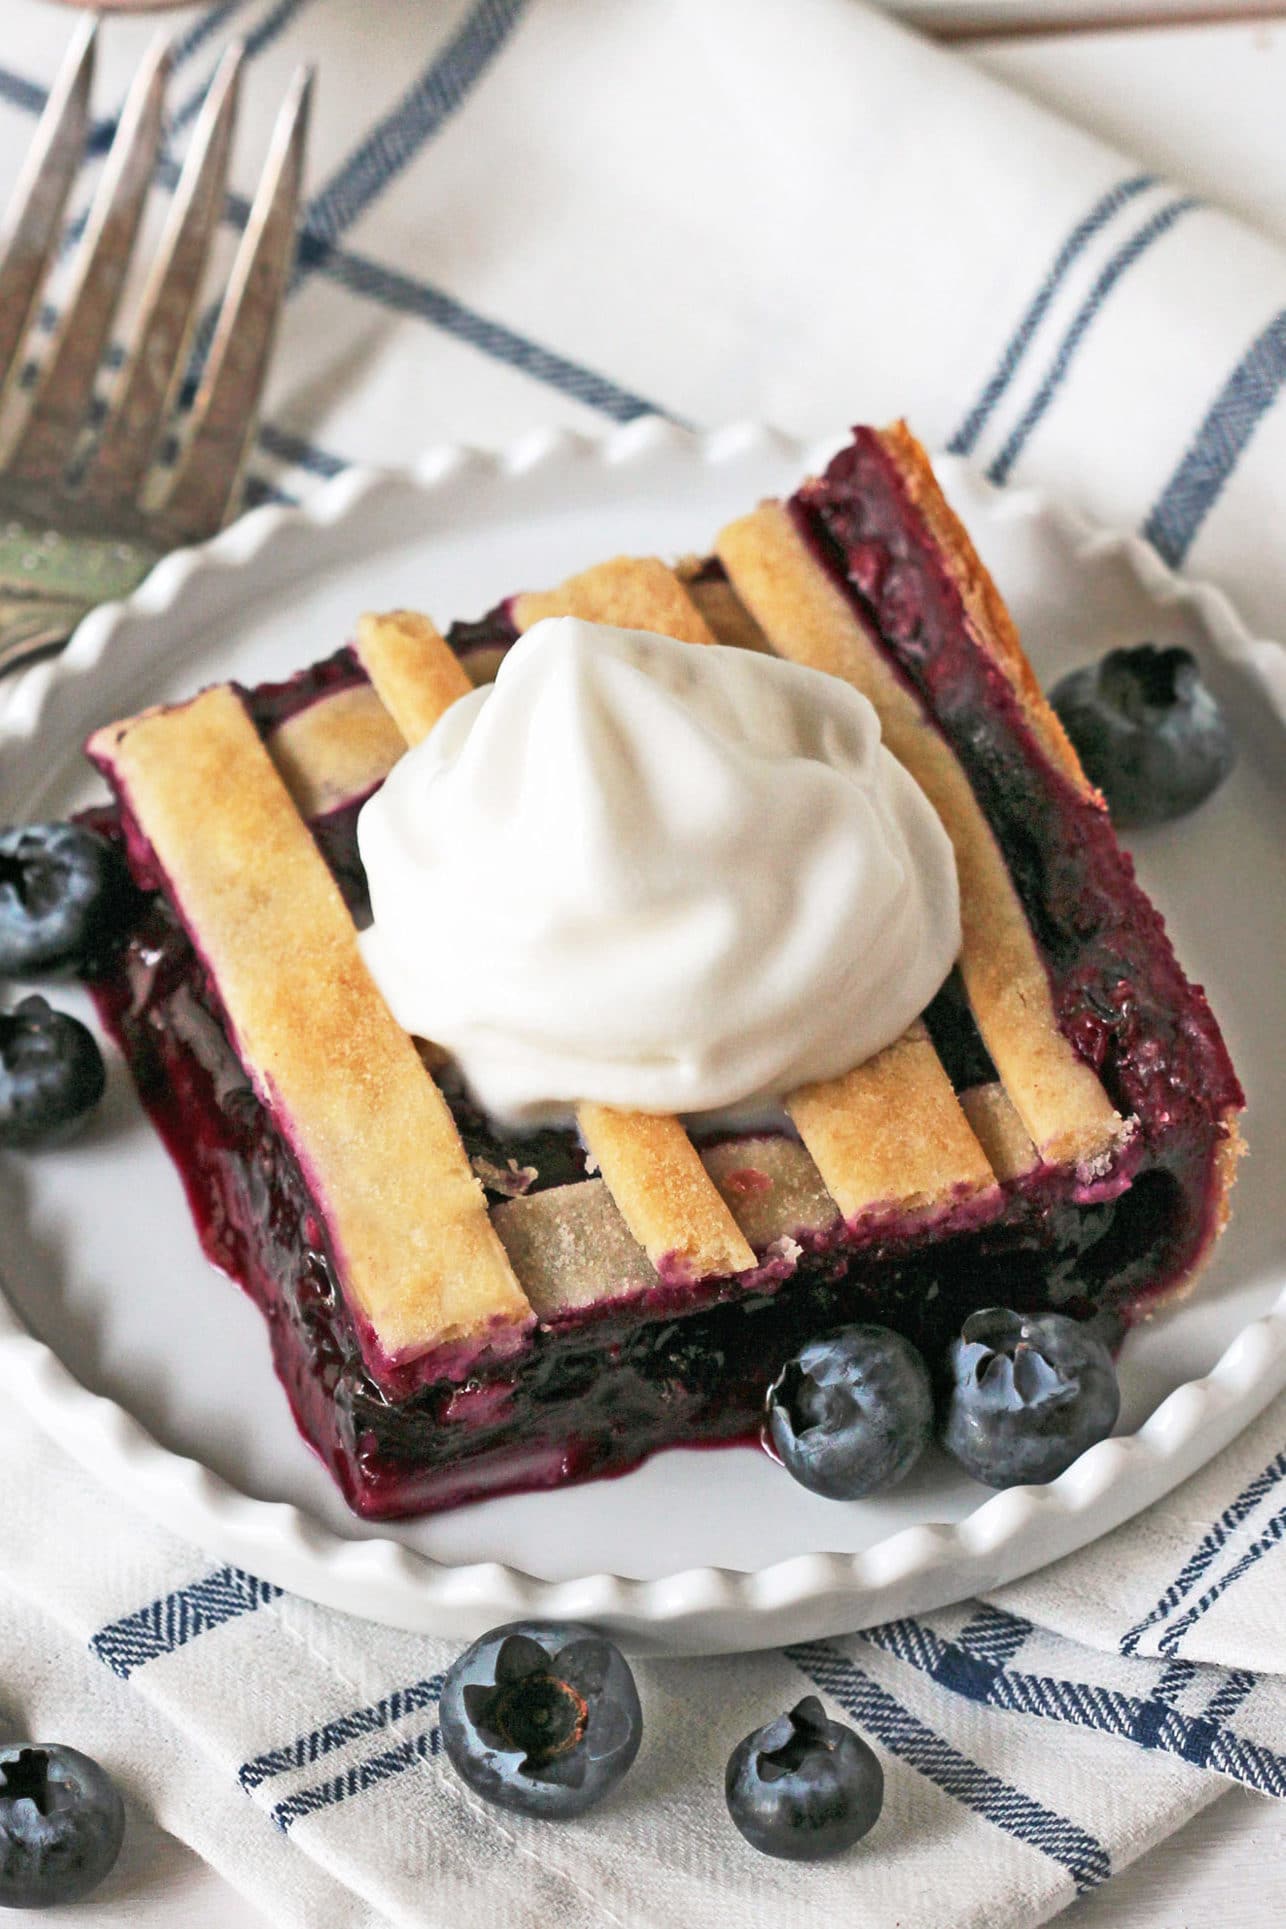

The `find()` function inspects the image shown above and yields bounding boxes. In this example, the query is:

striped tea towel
[0,1,1284,1924]
[3,1393,1285,1929]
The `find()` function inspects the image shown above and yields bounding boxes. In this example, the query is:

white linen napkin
[1,2,1284,1924]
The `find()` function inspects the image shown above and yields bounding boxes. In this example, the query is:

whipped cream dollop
[358,617,960,1123]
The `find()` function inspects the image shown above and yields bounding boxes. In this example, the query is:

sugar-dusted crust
[959,1082,1039,1183]
[267,684,407,819]
[354,609,473,748]
[787,1022,996,1221]
[675,559,775,656]
[578,1104,756,1278]
[493,1178,659,1319]
[700,1135,840,1251]
[88,686,532,1369]
[513,557,718,645]
[716,501,1129,1173]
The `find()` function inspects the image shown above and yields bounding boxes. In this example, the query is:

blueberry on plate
[1048,643,1235,828]
[440,1621,642,1818]
[0,1744,125,1909]
[764,1324,933,1500]
[0,822,133,977]
[726,1695,883,1861]
[0,995,106,1149]
[941,1307,1120,1489]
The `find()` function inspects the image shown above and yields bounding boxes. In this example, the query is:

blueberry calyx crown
[754,1696,833,1780]
[956,1308,1074,1410]
[462,1633,598,1782]
[942,1306,1120,1490]
[1,1749,59,1816]
[440,1620,642,1818]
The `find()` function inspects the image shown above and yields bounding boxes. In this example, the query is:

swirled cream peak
[357,617,960,1123]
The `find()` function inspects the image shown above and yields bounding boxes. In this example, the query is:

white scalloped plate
[1,422,1283,1655]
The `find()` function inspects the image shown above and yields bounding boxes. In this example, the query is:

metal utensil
[0,22,311,679]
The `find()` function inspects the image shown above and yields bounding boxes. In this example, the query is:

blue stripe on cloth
[169,0,319,138]
[302,0,531,250]
[270,1727,442,1833]
[860,1619,1286,1798]
[0,64,46,117]
[1142,307,1286,566]
[1157,1499,1286,1658]
[302,240,664,422]
[948,173,1156,458]
[89,1567,282,1680]
[240,1674,446,1791]
[1152,1659,1198,1705]
[242,472,298,508]
[787,1640,1110,1893]
[955,1605,1034,1666]
[1121,1446,1286,1655]
[1203,1670,1258,1726]
[986,195,1200,486]
[257,420,349,476]
[171,3,252,71]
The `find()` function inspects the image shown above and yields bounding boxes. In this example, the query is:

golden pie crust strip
[786,1024,994,1221]
[357,602,758,1283]
[512,556,719,645]
[266,684,408,819]
[353,608,473,747]
[960,1082,1040,1183]
[88,686,532,1367]
[716,501,1127,1171]
[578,1103,757,1280]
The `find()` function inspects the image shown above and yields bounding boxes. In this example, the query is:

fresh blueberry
[440,1621,642,1818]
[1048,644,1235,828]
[764,1324,932,1500]
[0,995,106,1149]
[725,1695,883,1861]
[941,1306,1120,1489]
[0,823,133,977]
[0,1744,125,1909]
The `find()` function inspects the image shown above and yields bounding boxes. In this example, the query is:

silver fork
[0,22,311,679]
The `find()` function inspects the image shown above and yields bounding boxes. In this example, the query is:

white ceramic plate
[1,421,1283,1655]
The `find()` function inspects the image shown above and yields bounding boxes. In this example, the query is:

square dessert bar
[84,425,1243,1518]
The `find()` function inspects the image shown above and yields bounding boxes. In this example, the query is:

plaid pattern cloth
[1,3,1283,1923]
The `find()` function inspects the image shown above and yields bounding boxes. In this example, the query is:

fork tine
[0,19,97,397]
[82,42,244,511]
[161,66,312,542]
[6,33,170,492]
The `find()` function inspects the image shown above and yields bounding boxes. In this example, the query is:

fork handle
[0,519,161,681]
[0,595,92,679]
